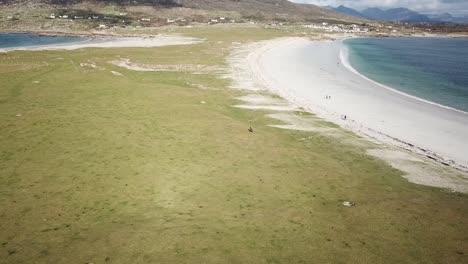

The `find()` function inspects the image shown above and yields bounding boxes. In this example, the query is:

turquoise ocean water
[0,33,88,49]
[344,37,468,112]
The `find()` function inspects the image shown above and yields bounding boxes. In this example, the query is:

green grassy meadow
[0,27,467,264]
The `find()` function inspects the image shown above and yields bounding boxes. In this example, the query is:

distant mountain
[361,7,432,22]
[329,5,363,18]
[426,13,468,24]
[427,13,453,22]
[328,5,468,24]
[326,6,430,22]
[451,16,468,24]
[360,8,385,20]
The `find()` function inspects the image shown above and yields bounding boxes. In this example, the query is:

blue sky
[290,0,468,16]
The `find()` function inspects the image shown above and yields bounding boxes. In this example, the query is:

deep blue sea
[0,33,87,49]
[344,37,468,112]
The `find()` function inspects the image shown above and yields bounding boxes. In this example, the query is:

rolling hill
[362,7,432,22]
[0,0,365,24]
[173,0,354,21]
[324,5,363,18]
[326,5,468,24]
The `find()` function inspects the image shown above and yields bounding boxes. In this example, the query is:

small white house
[62,15,68,19]
[98,24,107,29]
[141,18,151,22]
[49,14,56,19]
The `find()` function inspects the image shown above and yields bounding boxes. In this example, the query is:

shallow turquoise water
[0,33,88,49]
[344,37,468,112]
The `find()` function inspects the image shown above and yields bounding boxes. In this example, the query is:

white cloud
[290,0,468,15]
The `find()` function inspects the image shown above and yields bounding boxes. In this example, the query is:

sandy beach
[0,34,202,52]
[232,37,468,172]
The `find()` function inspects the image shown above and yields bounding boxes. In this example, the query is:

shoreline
[339,39,468,116]
[0,30,106,38]
[230,37,468,173]
[0,33,203,52]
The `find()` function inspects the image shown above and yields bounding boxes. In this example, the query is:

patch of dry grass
[0,27,467,264]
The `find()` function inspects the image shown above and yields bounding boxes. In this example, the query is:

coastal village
[304,22,370,33]
[0,11,438,36]
[37,13,446,35]
[27,12,443,35]
[40,13,379,34]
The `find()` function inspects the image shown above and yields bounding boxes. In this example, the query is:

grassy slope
[0,26,467,264]
[0,0,364,33]
[175,0,363,22]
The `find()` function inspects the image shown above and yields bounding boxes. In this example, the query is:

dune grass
[0,27,467,264]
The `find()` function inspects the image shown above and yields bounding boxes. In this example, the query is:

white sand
[0,34,202,52]
[266,113,339,134]
[233,94,299,112]
[233,37,468,172]
[110,58,220,73]
[367,148,468,193]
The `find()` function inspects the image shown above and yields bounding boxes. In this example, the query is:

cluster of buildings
[373,24,398,33]
[207,17,236,24]
[48,14,96,20]
[47,12,129,21]
[96,15,237,27]
[165,17,187,23]
[38,13,405,34]
[45,13,130,29]
[164,16,236,25]
[304,22,370,33]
